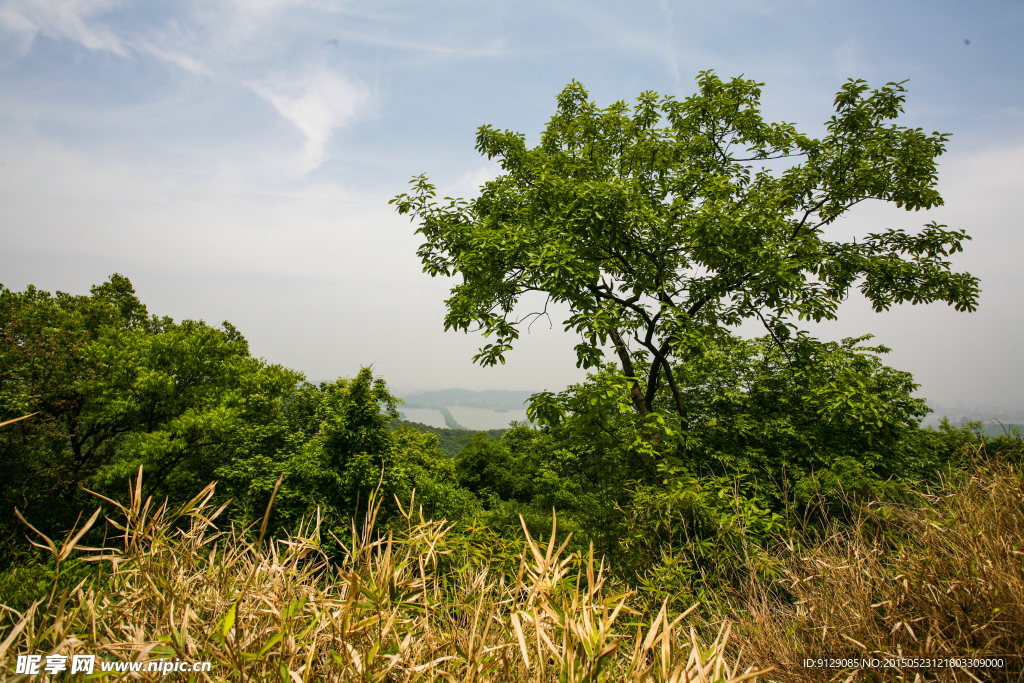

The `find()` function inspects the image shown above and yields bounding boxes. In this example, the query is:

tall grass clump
[724,450,1024,681]
[0,468,769,682]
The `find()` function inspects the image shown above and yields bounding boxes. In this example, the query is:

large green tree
[392,73,979,422]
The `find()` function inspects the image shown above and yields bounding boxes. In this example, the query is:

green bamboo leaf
[220,600,239,639]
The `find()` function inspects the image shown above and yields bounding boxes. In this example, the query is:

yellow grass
[0,468,768,682]
[6,453,1022,681]
[724,453,1024,682]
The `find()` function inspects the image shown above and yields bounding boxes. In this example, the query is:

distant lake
[399,407,530,430]
[448,406,529,430]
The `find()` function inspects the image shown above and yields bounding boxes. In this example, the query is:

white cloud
[0,132,588,392]
[936,143,1024,274]
[247,69,373,172]
[445,163,503,199]
[0,133,411,279]
[0,1,215,76]
[0,0,128,58]
[133,38,212,76]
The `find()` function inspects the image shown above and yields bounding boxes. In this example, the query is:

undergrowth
[3,450,1023,681]
[0,469,766,682]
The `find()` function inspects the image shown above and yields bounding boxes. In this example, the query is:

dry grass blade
[257,472,285,547]
[0,601,41,661]
[0,412,38,429]
[13,509,58,558]
[0,481,766,682]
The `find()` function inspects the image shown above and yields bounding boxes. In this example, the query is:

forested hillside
[393,419,505,457]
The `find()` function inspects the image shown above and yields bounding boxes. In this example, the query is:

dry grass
[725,454,1024,682]
[0,468,768,682]
[6,455,1022,682]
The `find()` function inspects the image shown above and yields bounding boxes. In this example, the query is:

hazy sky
[1,0,1022,410]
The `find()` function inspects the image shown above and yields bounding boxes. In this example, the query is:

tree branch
[608,326,649,414]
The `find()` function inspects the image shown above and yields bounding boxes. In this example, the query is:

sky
[0,0,1022,415]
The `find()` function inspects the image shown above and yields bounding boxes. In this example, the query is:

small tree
[392,72,978,424]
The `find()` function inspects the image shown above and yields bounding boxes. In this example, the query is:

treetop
[392,72,978,418]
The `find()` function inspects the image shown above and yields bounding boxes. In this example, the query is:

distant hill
[399,389,536,411]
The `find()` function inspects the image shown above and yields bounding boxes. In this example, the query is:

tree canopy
[0,275,475,550]
[392,72,979,421]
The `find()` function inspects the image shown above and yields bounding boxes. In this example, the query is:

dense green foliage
[0,276,474,561]
[393,419,505,457]
[533,334,939,498]
[477,334,972,604]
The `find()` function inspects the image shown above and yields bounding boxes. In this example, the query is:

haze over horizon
[1,1,1022,412]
